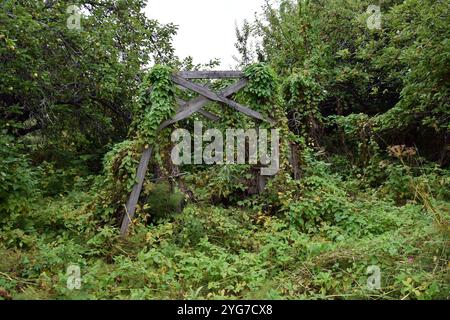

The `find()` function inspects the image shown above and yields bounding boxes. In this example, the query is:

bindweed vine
[138,65,177,144]
[243,63,280,120]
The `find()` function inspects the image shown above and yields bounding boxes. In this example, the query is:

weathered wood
[176,84,188,92]
[120,147,153,237]
[289,142,301,180]
[160,78,249,129]
[257,174,267,193]
[122,80,247,236]
[172,75,274,124]
[199,110,220,121]
[176,98,220,121]
[179,100,221,121]
[175,97,186,106]
[175,80,247,122]
[178,70,244,79]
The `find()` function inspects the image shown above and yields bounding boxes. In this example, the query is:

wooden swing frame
[120,70,275,237]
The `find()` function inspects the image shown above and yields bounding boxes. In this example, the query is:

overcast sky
[145,0,265,69]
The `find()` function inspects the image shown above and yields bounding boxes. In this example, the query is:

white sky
[145,0,265,69]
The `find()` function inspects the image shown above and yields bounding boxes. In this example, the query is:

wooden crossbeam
[172,75,274,124]
[160,78,249,129]
[176,98,220,121]
[178,70,244,79]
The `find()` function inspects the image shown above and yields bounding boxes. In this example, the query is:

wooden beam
[289,142,301,180]
[172,75,275,124]
[175,97,186,106]
[199,110,220,121]
[176,98,220,121]
[160,78,249,129]
[257,174,267,193]
[178,70,244,79]
[120,147,153,237]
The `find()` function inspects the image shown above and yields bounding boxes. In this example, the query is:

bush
[144,182,185,222]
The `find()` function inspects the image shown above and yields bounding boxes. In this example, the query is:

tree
[0,0,177,166]
[242,0,449,164]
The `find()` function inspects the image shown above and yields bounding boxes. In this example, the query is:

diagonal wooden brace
[120,146,153,236]
[176,98,220,121]
[171,75,275,125]
[159,78,249,129]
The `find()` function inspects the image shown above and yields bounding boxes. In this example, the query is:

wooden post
[257,173,267,193]
[120,147,153,237]
[290,142,301,180]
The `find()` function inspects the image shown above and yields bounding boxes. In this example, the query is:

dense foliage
[0,0,448,300]
[1,0,176,167]
[244,0,449,164]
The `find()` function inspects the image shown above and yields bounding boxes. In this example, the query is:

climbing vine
[243,63,279,117]
[105,65,176,187]
[94,65,178,222]
[101,64,300,221]
[237,64,301,209]
[138,65,177,144]
[282,69,325,139]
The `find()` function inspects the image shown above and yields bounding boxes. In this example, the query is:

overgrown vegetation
[0,0,448,300]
